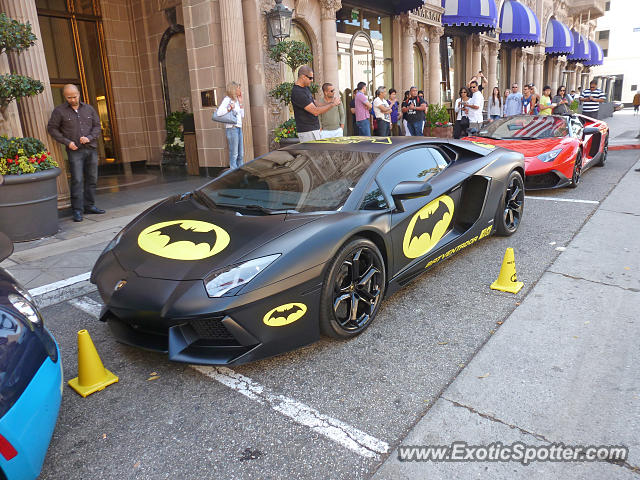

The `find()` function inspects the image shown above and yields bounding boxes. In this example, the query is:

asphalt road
[39,150,639,480]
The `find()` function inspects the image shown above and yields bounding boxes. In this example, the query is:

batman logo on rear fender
[137,220,230,260]
[403,195,455,258]
[263,303,307,327]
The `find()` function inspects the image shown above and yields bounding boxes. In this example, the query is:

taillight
[0,433,17,460]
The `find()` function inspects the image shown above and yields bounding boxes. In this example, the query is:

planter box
[0,167,61,242]
[277,137,300,147]
[433,126,453,138]
[424,126,434,137]
[162,151,186,166]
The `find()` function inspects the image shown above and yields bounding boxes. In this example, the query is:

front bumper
[93,252,324,365]
[524,170,571,189]
[0,338,62,480]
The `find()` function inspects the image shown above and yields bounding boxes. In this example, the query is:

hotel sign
[411,6,443,27]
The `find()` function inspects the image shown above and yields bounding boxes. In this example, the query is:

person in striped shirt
[579,80,606,117]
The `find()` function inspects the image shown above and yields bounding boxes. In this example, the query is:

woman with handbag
[214,81,244,169]
[453,87,471,139]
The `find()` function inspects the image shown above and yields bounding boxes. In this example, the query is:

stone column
[526,53,534,85]
[1,0,70,204]
[401,16,417,91]
[219,0,253,159]
[534,53,544,91]
[557,59,567,89]
[392,16,403,91]
[416,26,428,96]
[320,0,341,88]
[488,42,500,92]
[0,53,22,138]
[515,49,524,88]
[429,26,444,104]
[471,35,483,79]
[574,65,583,93]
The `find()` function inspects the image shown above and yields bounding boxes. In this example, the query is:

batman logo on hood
[263,303,307,327]
[403,195,455,259]
[137,220,230,260]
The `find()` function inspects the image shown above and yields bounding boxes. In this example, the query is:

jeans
[375,120,390,136]
[68,147,98,212]
[490,115,501,120]
[406,121,423,136]
[356,119,371,136]
[225,127,243,169]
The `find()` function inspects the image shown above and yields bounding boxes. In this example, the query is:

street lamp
[266,0,293,47]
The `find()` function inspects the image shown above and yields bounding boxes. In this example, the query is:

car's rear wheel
[494,170,524,236]
[569,151,582,188]
[320,238,385,338]
[595,136,608,167]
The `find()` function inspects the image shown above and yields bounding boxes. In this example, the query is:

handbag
[212,108,238,125]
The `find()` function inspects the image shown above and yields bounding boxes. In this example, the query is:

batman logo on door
[263,303,307,327]
[403,195,455,258]
[137,220,230,260]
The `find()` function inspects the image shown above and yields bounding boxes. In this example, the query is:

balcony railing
[568,0,606,19]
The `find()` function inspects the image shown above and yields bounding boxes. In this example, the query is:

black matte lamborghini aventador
[91,137,525,365]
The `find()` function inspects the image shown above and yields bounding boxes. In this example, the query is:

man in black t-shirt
[401,86,427,136]
[290,66,340,142]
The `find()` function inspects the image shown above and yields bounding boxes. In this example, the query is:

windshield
[198,148,377,213]
[475,116,569,140]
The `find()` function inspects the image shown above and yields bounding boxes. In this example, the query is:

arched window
[413,45,424,92]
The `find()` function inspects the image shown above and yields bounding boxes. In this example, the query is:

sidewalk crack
[548,271,640,294]
[599,208,640,217]
[442,397,551,443]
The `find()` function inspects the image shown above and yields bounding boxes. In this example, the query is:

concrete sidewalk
[606,108,640,147]
[372,158,640,478]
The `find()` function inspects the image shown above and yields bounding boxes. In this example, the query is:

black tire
[494,170,524,236]
[595,135,608,167]
[568,151,582,188]
[320,238,385,339]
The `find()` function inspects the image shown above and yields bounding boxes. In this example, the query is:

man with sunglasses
[291,66,341,142]
[504,83,523,116]
[319,82,345,138]
[467,81,484,131]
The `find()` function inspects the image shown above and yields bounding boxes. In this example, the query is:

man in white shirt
[372,86,392,136]
[468,81,484,131]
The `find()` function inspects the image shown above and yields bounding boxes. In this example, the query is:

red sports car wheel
[569,151,582,188]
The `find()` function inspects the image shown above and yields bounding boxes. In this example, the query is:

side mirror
[391,181,433,212]
[0,232,13,263]
[583,127,600,136]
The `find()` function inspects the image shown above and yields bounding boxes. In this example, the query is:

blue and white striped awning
[567,31,590,62]
[441,0,498,34]
[499,0,541,47]
[584,39,604,66]
[545,19,574,56]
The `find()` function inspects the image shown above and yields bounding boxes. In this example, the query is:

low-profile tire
[568,151,582,188]
[595,136,608,167]
[320,237,386,339]
[494,170,524,236]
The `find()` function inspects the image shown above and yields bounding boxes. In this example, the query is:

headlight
[205,254,280,297]
[538,149,563,162]
[8,293,42,326]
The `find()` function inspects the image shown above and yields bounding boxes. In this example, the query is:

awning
[567,31,590,63]
[584,39,603,66]
[545,19,574,56]
[441,0,498,34]
[499,0,541,47]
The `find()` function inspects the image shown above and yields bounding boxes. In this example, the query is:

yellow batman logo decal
[263,303,307,327]
[471,141,497,150]
[306,136,392,145]
[137,220,230,260]
[403,195,455,258]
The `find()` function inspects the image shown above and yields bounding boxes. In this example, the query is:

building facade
[0,0,606,204]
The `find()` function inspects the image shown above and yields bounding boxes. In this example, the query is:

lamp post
[266,0,294,47]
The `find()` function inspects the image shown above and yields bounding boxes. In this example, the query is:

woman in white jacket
[216,81,245,169]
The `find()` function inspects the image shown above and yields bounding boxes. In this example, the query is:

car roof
[280,136,450,154]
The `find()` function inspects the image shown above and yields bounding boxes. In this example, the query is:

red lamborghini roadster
[464,114,609,189]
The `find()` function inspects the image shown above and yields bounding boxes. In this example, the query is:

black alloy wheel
[495,170,524,236]
[320,238,385,338]
[569,151,582,188]
[596,136,608,167]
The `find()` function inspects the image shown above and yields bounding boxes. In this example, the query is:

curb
[29,272,97,309]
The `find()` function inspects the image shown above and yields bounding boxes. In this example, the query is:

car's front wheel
[320,238,385,338]
[569,151,583,188]
[494,170,524,236]
[595,136,608,167]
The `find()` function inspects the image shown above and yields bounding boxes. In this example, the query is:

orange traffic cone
[490,248,524,294]
[68,329,118,397]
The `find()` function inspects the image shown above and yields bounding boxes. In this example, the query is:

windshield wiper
[214,203,296,215]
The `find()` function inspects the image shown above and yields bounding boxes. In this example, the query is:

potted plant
[0,13,61,242]
[432,104,453,138]
[162,111,187,166]
[424,104,438,136]
[268,40,318,146]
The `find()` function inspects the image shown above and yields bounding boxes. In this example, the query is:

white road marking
[525,196,600,205]
[69,296,103,318]
[67,296,390,458]
[193,365,390,458]
[29,271,91,296]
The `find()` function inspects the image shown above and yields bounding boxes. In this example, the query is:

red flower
[30,158,35,163]
[7,159,12,164]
